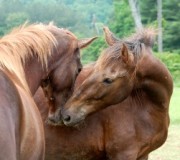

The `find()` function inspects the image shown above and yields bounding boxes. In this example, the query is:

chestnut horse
[0,23,95,160]
[60,27,173,159]
[35,61,170,160]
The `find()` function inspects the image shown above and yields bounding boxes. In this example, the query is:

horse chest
[44,120,106,160]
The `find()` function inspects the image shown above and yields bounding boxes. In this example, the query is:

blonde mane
[0,23,58,93]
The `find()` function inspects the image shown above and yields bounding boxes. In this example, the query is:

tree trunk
[128,0,143,30]
[157,0,163,53]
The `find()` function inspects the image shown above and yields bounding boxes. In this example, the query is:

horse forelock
[0,23,58,93]
[123,28,157,61]
[95,44,123,70]
[124,27,157,48]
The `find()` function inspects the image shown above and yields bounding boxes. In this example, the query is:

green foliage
[139,0,180,52]
[169,87,180,124]
[5,12,29,32]
[139,0,157,24]
[81,36,107,64]
[155,53,180,87]
[109,0,135,38]
[0,0,112,37]
[0,0,28,35]
[163,0,180,51]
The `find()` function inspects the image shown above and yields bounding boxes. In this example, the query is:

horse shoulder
[0,70,45,160]
[0,70,22,160]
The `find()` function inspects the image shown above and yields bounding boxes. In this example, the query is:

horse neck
[133,52,173,107]
[24,57,46,95]
[134,53,153,88]
[24,44,68,95]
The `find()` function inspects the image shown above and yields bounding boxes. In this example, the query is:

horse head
[60,27,138,126]
[40,26,97,125]
[61,26,156,126]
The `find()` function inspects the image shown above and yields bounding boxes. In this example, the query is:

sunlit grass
[169,87,180,124]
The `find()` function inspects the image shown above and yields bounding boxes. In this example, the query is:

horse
[59,27,173,159]
[35,64,110,160]
[35,61,168,160]
[0,23,96,160]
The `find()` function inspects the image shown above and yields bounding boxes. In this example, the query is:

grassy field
[169,87,180,124]
[149,87,180,159]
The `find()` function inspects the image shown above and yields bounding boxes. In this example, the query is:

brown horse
[62,27,173,125]
[59,27,173,159]
[35,61,168,160]
[0,23,95,160]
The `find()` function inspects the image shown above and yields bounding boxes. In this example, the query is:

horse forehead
[95,62,120,75]
[66,34,78,52]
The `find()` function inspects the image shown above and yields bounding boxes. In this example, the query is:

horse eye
[103,78,113,84]
[78,67,82,73]
[49,97,55,101]
[75,47,79,53]
[41,77,50,87]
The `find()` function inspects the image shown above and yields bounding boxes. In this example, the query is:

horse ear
[78,37,98,49]
[121,43,129,63]
[103,26,119,46]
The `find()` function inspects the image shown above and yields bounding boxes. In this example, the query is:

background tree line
[0,0,179,84]
[0,0,179,51]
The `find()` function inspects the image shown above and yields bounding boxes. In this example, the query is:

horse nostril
[78,68,82,73]
[63,115,71,122]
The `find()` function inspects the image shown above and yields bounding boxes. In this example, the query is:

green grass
[169,87,180,124]
[155,53,180,87]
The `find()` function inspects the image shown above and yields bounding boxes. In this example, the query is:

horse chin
[45,118,64,126]
[72,120,87,129]
[63,116,85,127]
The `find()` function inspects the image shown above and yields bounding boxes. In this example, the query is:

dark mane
[96,28,157,68]
[123,28,157,61]
[124,28,157,47]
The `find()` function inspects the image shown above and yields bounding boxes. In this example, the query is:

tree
[157,0,163,53]
[109,0,135,38]
[163,0,180,52]
[6,12,29,32]
[128,0,143,30]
